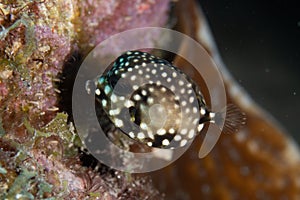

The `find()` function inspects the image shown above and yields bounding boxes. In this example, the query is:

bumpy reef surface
[0,0,168,199]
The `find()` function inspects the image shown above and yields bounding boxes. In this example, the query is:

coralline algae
[0,0,169,199]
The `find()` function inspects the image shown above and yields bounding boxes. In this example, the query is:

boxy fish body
[94,51,244,148]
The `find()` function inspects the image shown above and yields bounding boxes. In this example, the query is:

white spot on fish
[102,99,107,107]
[133,85,139,90]
[200,108,206,115]
[129,132,135,138]
[110,94,117,103]
[162,139,170,146]
[141,90,147,96]
[109,108,120,116]
[95,89,101,96]
[147,97,154,104]
[169,128,175,134]
[180,129,188,135]
[188,130,195,139]
[157,128,166,135]
[174,135,182,141]
[140,122,148,130]
[131,75,136,81]
[124,100,134,108]
[137,132,145,139]
[193,107,198,113]
[189,97,194,103]
[197,123,204,132]
[115,119,124,127]
[133,94,141,101]
[180,139,187,146]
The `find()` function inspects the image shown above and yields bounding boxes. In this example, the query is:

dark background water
[199,0,300,144]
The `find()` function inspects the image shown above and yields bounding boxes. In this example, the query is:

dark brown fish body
[95,51,242,148]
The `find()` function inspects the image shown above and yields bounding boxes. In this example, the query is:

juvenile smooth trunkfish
[94,50,245,149]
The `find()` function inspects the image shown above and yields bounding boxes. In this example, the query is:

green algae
[0,117,5,137]
[41,113,75,141]
[0,163,7,174]
[4,169,36,200]
[0,112,80,198]
[2,168,54,200]
[40,112,81,157]
[36,179,53,199]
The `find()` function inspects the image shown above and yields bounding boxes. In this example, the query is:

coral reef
[0,0,169,199]
[1,0,299,199]
[77,0,170,52]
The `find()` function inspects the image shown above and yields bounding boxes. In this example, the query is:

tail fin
[213,104,246,134]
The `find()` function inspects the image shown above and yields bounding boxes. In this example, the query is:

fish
[94,50,245,149]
